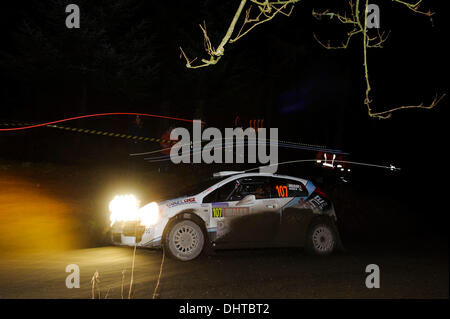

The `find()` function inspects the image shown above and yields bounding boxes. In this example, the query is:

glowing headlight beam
[139,202,159,227]
[109,194,139,226]
[109,195,159,227]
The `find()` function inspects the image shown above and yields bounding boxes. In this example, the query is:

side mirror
[236,195,256,206]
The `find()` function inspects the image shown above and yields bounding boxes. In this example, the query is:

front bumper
[111,221,161,248]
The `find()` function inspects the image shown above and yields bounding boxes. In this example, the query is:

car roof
[193,172,310,198]
[215,172,309,186]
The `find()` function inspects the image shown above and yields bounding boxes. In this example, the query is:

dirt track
[0,241,448,299]
[0,163,447,299]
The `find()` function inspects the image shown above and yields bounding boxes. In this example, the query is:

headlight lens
[109,194,140,225]
[139,202,159,227]
[109,194,159,227]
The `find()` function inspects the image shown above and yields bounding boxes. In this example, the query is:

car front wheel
[306,220,336,256]
[164,219,205,261]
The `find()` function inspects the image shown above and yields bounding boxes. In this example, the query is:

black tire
[305,219,336,256]
[164,219,205,261]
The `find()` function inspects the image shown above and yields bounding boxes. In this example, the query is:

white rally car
[109,171,342,261]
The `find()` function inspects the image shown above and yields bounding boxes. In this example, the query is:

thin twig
[121,269,126,299]
[392,0,434,17]
[152,248,166,299]
[104,288,111,299]
[128,224,137,299]
[369,93,446,119]
[91,270,99,299]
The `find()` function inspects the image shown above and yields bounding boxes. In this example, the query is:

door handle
[266,205,276,209]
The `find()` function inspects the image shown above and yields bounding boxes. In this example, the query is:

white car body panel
[110,172,333,248]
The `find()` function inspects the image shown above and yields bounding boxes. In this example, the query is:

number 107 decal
[275,185,288,197]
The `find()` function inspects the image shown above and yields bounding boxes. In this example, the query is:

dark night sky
[0,0,447,181]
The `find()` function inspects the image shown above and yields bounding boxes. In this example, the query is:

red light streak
[0,112,205,131]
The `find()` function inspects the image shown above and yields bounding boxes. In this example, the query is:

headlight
[109,194,139,225]
[139,202,159,227]
[109,194,159,227]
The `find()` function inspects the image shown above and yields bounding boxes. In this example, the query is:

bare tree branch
[230,0,299,43]
[181,0,445,119]
[179,0,248,69]
[179,0,302,68]
[313,0,444,119]
[392,0,434,17]
[368,93,446,119]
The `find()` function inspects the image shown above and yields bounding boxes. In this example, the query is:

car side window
[271,178,307,198]
[202,180,237,203]
[217,181,238,202]
[202,188,217,203]
[229,177,271,201]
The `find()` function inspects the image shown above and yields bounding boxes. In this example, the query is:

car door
[270,177,310,245]
[207,176,280,246]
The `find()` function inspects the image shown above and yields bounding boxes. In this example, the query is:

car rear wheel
[306,220,336,256]
[164,219,205,261]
